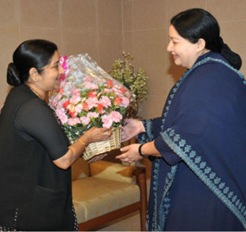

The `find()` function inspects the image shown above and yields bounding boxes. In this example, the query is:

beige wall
[122,0,246,119]
[0,0,123,106]
[1,0,246,120]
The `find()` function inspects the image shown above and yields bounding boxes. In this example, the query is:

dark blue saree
[139,52,246,231]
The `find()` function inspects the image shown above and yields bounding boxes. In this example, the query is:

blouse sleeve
[137,116,182,164]
[138,117,162,143]
[15,98,69,160]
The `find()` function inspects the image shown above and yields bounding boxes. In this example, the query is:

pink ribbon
[59,55,68,81]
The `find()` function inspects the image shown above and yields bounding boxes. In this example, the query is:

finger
[115,154,124,159]
[103,130,112,138]
[120,146,129,152]
[115,152,127,159]
[101,127,109,132]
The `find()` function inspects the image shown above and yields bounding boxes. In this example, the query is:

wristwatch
[138,144,148,158]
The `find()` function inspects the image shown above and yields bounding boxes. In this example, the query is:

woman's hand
[116,144,142,163]
[121,119,145,142]
[83,127,112,145]
[54,127,112,170]
[116,141,161,164]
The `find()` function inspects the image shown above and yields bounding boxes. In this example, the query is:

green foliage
[109,52,148,115]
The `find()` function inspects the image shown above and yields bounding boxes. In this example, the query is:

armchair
[72,155,147,231]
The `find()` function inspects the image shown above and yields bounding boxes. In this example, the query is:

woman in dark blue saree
[116,8,246,231]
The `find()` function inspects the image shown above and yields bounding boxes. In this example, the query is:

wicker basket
[83,127,121,162]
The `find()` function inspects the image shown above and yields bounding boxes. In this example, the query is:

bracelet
[76,140,87,158]
[138,144,148,158]
[77,139,86,147]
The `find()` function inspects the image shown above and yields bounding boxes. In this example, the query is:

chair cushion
[73,201,86,222]
[72,158,90,180]
[72,177,140,223]
[90,161,136,184]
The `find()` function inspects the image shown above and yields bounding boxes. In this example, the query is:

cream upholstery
[90,160,136,184]
[73,177,140,222]
[72,158,147,231]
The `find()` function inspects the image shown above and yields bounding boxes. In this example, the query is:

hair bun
[221,44,242,70]
[7,63,22,86]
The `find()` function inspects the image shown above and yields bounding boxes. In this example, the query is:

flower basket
[83,127,121,162]
[49,54,131,162]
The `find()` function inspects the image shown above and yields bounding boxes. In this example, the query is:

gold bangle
[77,139,86,147]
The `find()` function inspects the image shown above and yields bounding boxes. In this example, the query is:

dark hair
[7,39,58,86]
[171,8,242,70]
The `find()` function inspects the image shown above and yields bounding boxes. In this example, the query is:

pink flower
[70,95,81,104]
[72,88,80,96]
[101,115,113,128]
[68,117,80,126]
[84,82,98,90]
[80,116,90,125]
[109,111,122,123]
[98,96,111,108]
[121,96,130,107]
[101,111,122,128]
[87,112,99,118]
[55,108,68,124]
[59,55,68,81]
[74,104,83,113]
[86,97,98,110]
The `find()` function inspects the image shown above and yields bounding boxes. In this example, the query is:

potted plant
[109,52,148,118]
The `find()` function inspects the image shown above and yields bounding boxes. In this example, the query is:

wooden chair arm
[132,166,147,230]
